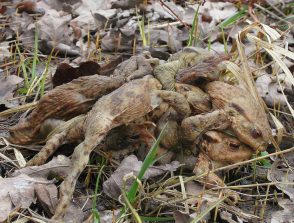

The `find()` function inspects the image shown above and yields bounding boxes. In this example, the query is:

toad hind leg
[51,134,105,221]
[26,116,86,166]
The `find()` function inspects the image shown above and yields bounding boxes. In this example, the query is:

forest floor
[0,0,293,222]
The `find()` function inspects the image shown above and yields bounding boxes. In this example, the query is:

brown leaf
[52,61,100,87]
[271,198,294,223]
[12,155,71,179]
[268,152,294,200]
[103,155,180,199]
[37,9,71,45]
[173,211,192,223]
[35,183,58,215]
[0,75,22,97]
[0,75,23,101]
[16,0,45,14]
[52,63,79,87]
[0,174,54,222]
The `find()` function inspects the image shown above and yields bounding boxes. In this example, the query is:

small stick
[159,0,190,30]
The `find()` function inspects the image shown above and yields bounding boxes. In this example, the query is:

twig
[214,181,294,190]
[159,0,190,30]
[254,3,289,23]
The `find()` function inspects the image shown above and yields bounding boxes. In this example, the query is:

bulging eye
[229,142,239,150]
[183,86,190,91]
[251,128,262,138]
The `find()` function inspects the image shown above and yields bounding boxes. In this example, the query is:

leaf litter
[0,0,293,222]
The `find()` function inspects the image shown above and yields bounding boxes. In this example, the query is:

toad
[9,53,158,145]
[154,49,228,91]
[9,75,125,145]
[25,76,192,221]
[113,52,159,81]
[181,81,272,186]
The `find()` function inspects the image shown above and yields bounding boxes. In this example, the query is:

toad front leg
[181,110,230,142]
[181,111,234,195]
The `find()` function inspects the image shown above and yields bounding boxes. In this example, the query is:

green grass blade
[221,27,228,54]
[127,124,167,203]
[219,5,248,28]
[92,209,100,223]
[92,165,105,223]
[118,125,166,222]
[15,45,29,89]
[31,24,39,81]
[40,49,54,96]
[122,187,142,223]
[188,3,201,46]
[140,216,174,222]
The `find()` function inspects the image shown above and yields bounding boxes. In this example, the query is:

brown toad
[181,81,271,151]
[181,81,272,187]
[26,76,192,221]
[113,52,159,81]
[9,75,125,145]
[9,53,159,146]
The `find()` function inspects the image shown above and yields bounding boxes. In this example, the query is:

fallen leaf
[0,42,11,62]
[16,0,45,14]
[12,155,71,179]
[174,210,192,223]
[34,183,58,214]
[150,1,184,20]
[37,9,72,45]
[103,155,180,200]
[268,152,294,200]
[52,61,100,87]
[13,148,26,167]
[0,75,23,108]
[98,210,120,223]
[256,73,290,107]
[0,174,54,222]
[271,198,294,223]
[0,75,23,98]
[75,0,110,14]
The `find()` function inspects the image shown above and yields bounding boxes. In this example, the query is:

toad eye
[251,128,262,138]
[229,142,240,150]
[183,86,190,91]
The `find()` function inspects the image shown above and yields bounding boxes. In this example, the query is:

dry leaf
[0,174,54,222]
[12,155,71,179]
[103,155,180,199]
[271,198,294,223]
[0,75,23,108]
[37,9,71,45]
[268,152,294,200]
[13,148,26,167]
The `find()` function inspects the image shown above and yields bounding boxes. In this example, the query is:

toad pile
[9,48,272,221]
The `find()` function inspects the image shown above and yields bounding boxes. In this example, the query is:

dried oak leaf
[12,155,71,178]
[37,9,71,44]
[13,156,85,220]
[0,174,54,222]
[0,156,82,220]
